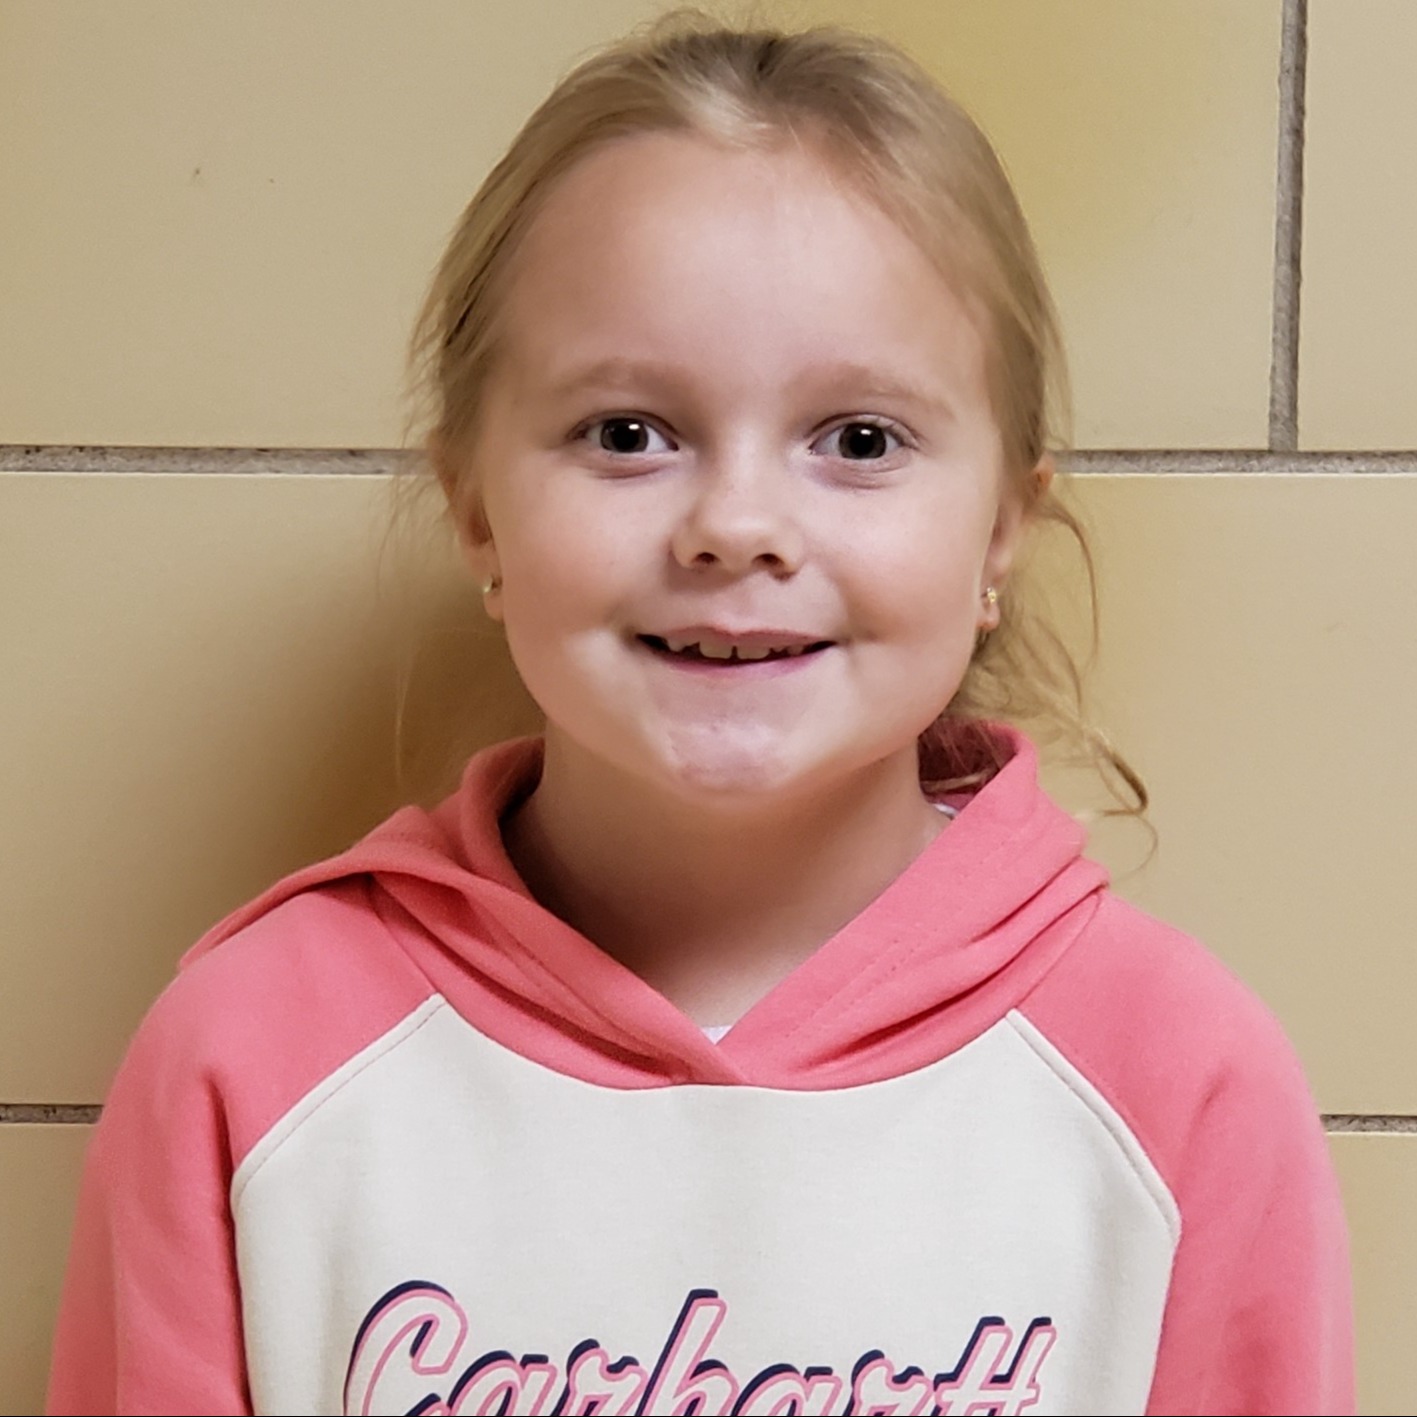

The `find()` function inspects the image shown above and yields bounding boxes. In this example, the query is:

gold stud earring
[481,574,501,596]
[983,586,998,609]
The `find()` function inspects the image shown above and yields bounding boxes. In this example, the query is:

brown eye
[593,418,671,454]
[816,420,904,460]
[843,423,887,459]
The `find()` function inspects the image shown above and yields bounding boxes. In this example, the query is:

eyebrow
[543,358,689,404]
[542,357,953,417]
[797,360,954,418]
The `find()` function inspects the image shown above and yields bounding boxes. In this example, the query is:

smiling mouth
[637,635,835,664]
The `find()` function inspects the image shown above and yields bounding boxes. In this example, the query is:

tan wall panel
[802,0,1283,448]
[1330,1134,1417,1417]
[6,473,1412,1413]
[4,1124,1402,1414]
[0,0,1280,450]
[1061,474,1416,1115]
[0,471,538,1102]
[1302,1,1417,448]
[3,1137,1405,1417]
[0,0,660,447]
[6,473,1411,1108]
[0,1125,90,1417]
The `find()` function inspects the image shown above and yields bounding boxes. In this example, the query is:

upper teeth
[661,636,807,660]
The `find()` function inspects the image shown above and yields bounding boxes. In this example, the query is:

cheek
[488,487,651,707]
[487,480,604,609]
[845,502,993,643]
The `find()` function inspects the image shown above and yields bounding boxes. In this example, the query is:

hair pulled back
[410,7,1144,814]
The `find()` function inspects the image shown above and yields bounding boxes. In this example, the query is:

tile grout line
[0,1105,1414,1133]
[1267,0,1308,452]
[9,446,1417,476]
[1322,1116,1417,1135]
[0,1104,101,1124]
[0,446,410,476]
[1066,449,1417,474]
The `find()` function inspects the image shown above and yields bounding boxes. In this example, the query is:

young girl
[48,14,1352,1417]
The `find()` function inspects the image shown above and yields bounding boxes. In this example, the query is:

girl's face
[459,131,1028,808]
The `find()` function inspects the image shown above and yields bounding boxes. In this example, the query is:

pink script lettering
[343,1284,1054,1417]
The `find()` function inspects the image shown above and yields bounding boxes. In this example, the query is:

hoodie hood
[184,726,1107,1091]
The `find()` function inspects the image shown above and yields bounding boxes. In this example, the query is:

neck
[502,729,946,1025]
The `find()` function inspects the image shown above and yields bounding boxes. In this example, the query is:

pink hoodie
[47,729,1353,1416]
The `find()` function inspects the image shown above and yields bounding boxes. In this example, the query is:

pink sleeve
[1141,1021,1354,1416]
[46,880,437,1416]
[45,981,251,1416]
[1022,899,1355,1417]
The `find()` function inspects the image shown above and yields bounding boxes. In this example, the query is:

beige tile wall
[1332,1134,1417,1417]
[0,0,1280,450]
[808,0,1284,448]
[0,472,538,1102]
[0,0,662,447]
[5,1132,1410,1417]
[5,471,1412,1113]
[1301,0,1417,448]
[5,1125,1408,1417]
[1060,475,1417,1116]
[0,1127,90,1417]
[3,1,1411,1414]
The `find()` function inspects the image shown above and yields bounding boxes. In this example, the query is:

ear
[470,547,505,621]
[430,435,504,621]
[981,454,1053,603]
[461,515,504,624]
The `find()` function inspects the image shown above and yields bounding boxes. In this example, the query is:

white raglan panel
[1005,1009,1182,1244]
[232,995,448,1207]
[234,1004,1178,1416]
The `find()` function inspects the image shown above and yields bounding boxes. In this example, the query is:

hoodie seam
[776,801,1058,1049]
[1005,1009,1182,1246]
[230,996,448,1208]
[369,878,737,1086]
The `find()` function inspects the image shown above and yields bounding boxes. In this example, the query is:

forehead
[490,130,992,414]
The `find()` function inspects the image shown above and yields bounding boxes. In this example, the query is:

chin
[643,725,818,807]
[645,720,923,815]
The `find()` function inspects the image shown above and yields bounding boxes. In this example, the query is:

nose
[669,445,806,578]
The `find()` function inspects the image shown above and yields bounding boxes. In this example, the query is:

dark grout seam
[1065,448,1417,475]
[1072,450,1281,474]
[1322,1115,1417,1135]
[1268,0,1308,452]
[0,1104,101,1124]
[0,446,407,476]
[0,1105,1411,1133]
[8,446,1417,477]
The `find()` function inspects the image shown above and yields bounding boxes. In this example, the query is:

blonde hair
[409,7,1145,816]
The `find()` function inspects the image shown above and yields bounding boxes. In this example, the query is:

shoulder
[104,878,437,1171]
[1017,892,1324,1194]
[1030,907,1357,1414]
